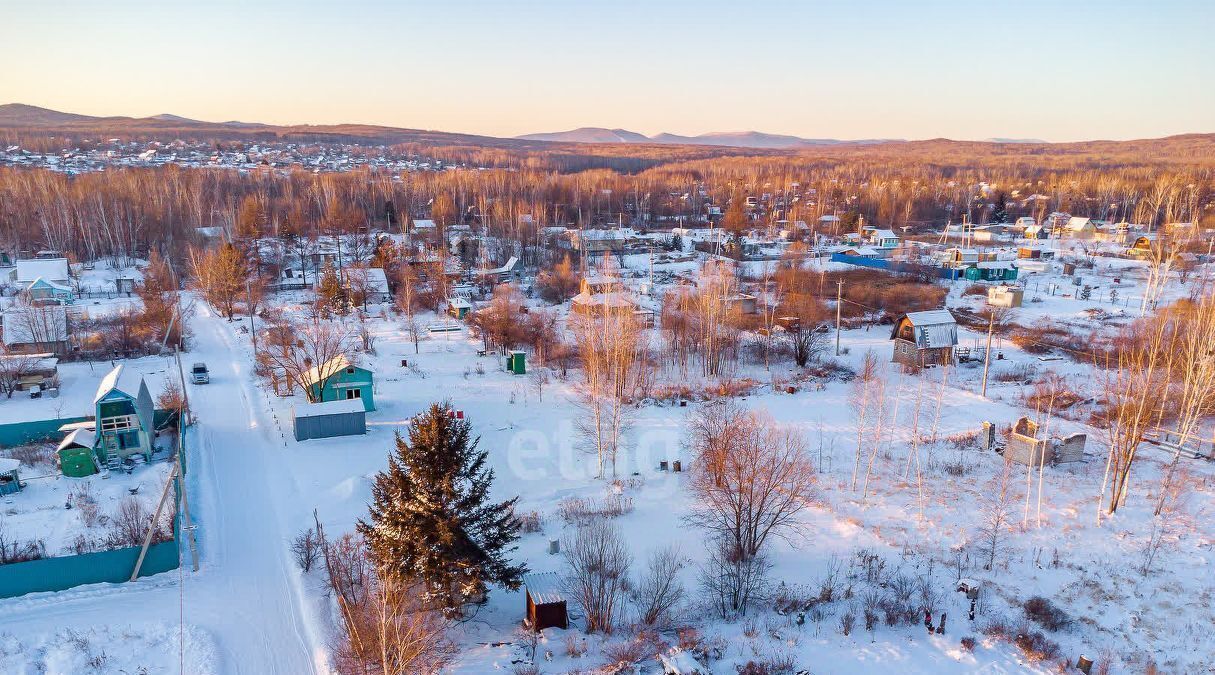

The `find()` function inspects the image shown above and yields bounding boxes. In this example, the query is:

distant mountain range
[517,127,901,149]
[2,103,1210,157]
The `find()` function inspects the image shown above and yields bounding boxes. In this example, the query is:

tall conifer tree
[359,402,525,612]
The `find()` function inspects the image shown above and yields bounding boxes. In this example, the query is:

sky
[1,0,1212,142]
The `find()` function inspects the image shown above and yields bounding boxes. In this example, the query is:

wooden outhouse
[522,572,568,631]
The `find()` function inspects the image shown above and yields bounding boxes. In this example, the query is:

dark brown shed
[522,572,568,631]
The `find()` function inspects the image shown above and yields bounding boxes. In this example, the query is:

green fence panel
[0,417,90,448]
[0,536,180,599]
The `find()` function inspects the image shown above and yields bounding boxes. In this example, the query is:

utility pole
[130,461,178,581]
[246,280,257,355]
[835,279,843,356]
[174,348,199,571]
[981,313,995,397]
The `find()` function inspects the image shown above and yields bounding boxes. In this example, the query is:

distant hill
[518,127,902,149]
[149,113,203,124]
[984,137,1048,144]
[518,127,653,144]
[2,103,1212,166]
[0,102,531,149]
[0,103,102,126]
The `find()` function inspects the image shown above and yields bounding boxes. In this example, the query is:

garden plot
[0,456,175,561]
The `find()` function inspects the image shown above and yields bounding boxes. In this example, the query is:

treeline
[1,141,1211,264]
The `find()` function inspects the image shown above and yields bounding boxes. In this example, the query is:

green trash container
[507,351,526,375]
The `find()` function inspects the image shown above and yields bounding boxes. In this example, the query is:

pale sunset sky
[1,0,1212,141]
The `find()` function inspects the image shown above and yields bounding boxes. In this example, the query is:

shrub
[291,527,322,573]
[603,631,664,665]
[557,495,634,524]
[1013,627,1060,661]
[981,617,1012,639]
[838,607,856,636]
[1023,596,1070,631]
[515,510,544,533]
[960,636,977,652]
[736,654,797,675]
[676,627,701,650]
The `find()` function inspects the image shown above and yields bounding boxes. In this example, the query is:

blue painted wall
[0,536,179,599]
[0,416,90,448]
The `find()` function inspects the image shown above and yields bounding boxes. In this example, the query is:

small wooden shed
[987,285,1024,308]
[890,310,958,368]
[522,571,567,631]
[0,458,22,495]
[293,399,368,442]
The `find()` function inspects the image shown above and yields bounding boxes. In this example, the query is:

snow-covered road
[0,305,326,674]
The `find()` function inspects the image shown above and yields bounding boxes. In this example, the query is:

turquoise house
[92,365,156,470]
[26,277,75,302]
[303,355,375,412]
[54,365,156,477]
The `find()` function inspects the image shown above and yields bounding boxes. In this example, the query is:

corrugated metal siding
[293,410,367,442]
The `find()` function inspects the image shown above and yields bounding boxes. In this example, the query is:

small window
[346,367,355,374]
[346,389,361,400]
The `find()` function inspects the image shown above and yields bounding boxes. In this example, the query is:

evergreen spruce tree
[359,402,526,612]
[990,191,1008,224]
[315,261,346,316]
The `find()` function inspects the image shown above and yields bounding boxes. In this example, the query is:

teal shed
[507,351,526,375]
[303,355,375,412]
[0,458,21,495]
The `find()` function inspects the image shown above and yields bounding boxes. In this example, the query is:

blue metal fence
[0,416,90,447]
[830,253,963,279]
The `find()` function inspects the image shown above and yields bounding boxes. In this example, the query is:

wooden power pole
[835,279,843,356]
[981,313,995,397]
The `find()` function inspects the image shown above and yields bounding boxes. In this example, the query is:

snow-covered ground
[0,243,1209,674]
[0,458,174,556]
[0,622,217,675]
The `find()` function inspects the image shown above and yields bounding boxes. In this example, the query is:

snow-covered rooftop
[522,571,563,605]
[14,258,69,283]
[1,305,68,346]
[292,398,366,419]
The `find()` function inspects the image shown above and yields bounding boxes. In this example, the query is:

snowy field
[0,242,1210,674]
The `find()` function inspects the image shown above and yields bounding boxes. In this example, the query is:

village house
[345,266,391,304]
[0,353,58,394]
[1127,233,1158,257]
[890,310,958,368]
[580,272,624,296]
[1,304,70,355]
[1022,224,1048,240]
[562,229,631,261]
[448,296,472,319]
[302,355,376,412]
[55,364,158,477]
[11,257,74,302]
[1062,216,1097,239]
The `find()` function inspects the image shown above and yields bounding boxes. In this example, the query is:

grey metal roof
[523,571,564,605]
